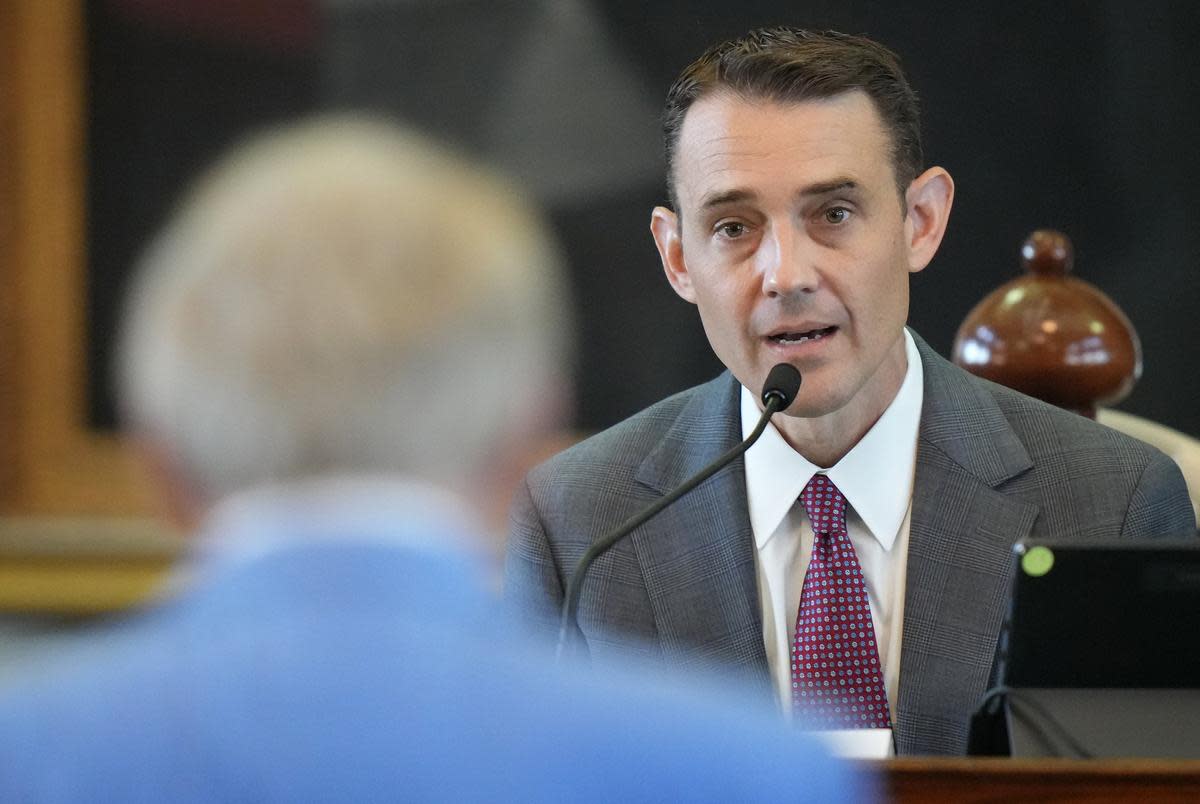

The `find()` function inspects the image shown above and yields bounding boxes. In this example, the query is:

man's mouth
[768,326,837,345]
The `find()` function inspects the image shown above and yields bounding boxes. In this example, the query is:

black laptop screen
[1000,539,1200,688]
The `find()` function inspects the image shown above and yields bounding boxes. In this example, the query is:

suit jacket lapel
[618,339,1042,734]
[629,373,772,690]
[896,334,1039,754]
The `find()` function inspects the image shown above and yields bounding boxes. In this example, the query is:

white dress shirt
[741,330,924,727]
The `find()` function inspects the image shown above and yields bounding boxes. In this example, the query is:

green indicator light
[1022,546,1055,577]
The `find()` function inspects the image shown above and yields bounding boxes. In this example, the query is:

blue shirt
[0,478,868,802]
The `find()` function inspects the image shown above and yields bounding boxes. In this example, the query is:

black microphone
[556,363,802,661]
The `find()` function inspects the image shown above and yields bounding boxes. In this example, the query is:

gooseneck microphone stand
[555,363,802,662]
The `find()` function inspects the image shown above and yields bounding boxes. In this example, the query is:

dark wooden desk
[879,758,1200,803]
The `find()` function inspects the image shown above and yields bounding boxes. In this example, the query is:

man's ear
[904,166,955,274]
[650,206,696,303]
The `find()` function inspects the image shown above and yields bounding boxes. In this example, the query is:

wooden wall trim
[0,2,21,506]
[3,1,154,516]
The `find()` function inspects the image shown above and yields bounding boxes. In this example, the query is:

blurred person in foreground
[0,119,861,801]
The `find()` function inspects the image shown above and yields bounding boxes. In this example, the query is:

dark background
[87,0,1200,435]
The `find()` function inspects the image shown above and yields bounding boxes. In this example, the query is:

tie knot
[799,474,847,536]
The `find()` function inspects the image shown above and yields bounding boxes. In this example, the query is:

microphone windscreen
[761,363,802,408]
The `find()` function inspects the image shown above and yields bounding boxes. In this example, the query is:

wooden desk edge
[875,757,1200,803]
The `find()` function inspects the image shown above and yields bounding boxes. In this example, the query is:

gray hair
[118,117,571,503]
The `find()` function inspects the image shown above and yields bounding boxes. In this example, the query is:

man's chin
[778,389,850,421]
[737,362,846,418]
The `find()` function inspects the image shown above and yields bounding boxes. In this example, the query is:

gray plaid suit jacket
[505,331,1196,755]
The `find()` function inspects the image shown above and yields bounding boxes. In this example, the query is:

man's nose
[758,222,819,298]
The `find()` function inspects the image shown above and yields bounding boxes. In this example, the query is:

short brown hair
[662,27,923,209]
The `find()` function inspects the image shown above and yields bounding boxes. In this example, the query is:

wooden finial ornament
[952,229,1141,418]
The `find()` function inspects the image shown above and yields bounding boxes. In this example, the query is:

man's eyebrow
[699,189,756,210]
[798,179,859,198]
[698,179,860,211]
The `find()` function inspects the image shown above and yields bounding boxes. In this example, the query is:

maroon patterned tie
[790,474,891,728]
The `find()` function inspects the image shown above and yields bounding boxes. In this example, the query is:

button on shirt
[741,330,924,723]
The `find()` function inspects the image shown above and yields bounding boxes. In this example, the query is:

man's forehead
[678,88,885,146]
[671,90,892,206]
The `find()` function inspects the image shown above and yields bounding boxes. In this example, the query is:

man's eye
[716,221,748,238]
[823,207,851,225]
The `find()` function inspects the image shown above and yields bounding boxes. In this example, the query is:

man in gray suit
[506,27,1196,756]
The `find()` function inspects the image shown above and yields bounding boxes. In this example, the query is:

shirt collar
[194,474,485,572]
[741,329,924,551]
